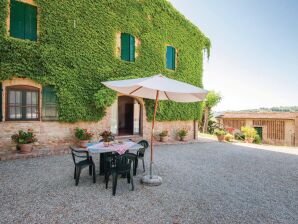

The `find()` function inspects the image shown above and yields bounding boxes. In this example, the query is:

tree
[202,91,222,133]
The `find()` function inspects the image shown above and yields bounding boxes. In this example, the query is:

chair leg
[142,158,145,172]
[105,173,109,189]
[92,164,96,183]
[89,165,92,176]
[112,172,118,196]
[127,172,131,184]
[74,166,76,179]
[130,171,134,191]
[133,158,138,176]
[75,166,81,186]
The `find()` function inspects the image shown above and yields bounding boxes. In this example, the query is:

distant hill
[239,106,298,112]
[214,106,298,116]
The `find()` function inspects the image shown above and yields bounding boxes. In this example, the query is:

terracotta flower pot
[160,136,168,142]
[78,140,89,148]
[216,135,225,142]
[18,144,33,154]
[179,136,186,141]
[245,138,254,143]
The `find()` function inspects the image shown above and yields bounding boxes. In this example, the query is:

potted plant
[224,133,234,142]
[75,127,93,148]
[214,129,226,142]
[177,128,188,141]
[241,126,257,143]
[159,130,169,142]
[100,130,113,147]
[11,129,37,154]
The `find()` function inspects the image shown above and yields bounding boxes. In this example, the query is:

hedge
[0,0,210,122]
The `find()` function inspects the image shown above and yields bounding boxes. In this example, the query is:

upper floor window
[121,33,135,62]
[10,0,37,41]
[42,86,58,120]
[6,86,39,121]
[166,46,176,70]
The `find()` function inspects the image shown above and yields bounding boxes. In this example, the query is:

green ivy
[0,0,210,122]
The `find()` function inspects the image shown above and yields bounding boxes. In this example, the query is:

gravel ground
[0,142,298,224]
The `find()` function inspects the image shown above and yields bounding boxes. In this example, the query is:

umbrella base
[141,175,162,186]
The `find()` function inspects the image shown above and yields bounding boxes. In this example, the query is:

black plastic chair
[70,146,96,186]
[105,153,134,196]
[130,140,149,175]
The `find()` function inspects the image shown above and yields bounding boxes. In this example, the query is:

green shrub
[75,128,93,140]
[177,128,188,138]
[11,129,37,144]
[159,130,169,137]
[214,129,226,136]
[241,126,258,139]
[253,135,262,144]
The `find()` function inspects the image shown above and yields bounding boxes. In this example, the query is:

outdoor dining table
[87,140,143,175]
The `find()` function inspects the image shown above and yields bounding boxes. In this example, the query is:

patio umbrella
[102,74,208,185]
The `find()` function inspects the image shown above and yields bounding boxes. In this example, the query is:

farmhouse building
[0,0,210,150]
[217,112,298,147]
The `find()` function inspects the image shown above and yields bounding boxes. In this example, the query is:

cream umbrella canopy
[102,74,208,185]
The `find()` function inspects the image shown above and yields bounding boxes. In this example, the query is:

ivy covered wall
[0,0,210,122]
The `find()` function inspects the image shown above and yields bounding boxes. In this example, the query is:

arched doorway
[110,96,142,136]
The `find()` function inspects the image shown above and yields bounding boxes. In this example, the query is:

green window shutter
[121,33,135,62]
[0,83,2,121]
[172,47,176,70]
[129,35,135,62]
[24,4,37,41]
[121,33,130,61]
[166,46,176,70]
[10,0,25,39]
[42,86,58,120]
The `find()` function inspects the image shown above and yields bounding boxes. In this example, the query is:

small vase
[103,141,110,147]
[160,136,168,142]
[78,140,89,148]
[217,135,225,142]
[18,144,33,154]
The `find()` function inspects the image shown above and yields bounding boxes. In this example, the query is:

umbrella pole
[150,90,159,178]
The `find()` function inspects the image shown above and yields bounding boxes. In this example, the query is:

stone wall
[0,91,197,151]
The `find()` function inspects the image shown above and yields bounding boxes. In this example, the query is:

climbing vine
[0,0,210,122]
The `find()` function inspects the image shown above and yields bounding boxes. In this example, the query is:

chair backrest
[137,140,149,157]
[70,146,89,164]
[114,154,133,173]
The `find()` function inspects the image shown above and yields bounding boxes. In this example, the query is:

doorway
[254,127,263,140]
[117,96,141,136]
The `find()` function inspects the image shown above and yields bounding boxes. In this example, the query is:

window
[10,0,37,41]
[42,86,58,120]
[121,33,135,62]
[6,86,39,120]
[166,46,176,70]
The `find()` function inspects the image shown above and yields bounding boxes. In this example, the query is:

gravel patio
[0,142,298,224]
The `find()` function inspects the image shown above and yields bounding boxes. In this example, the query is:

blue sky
[169,0,298,111]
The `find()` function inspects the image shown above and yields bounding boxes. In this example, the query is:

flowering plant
[225,127,235,134]
[75,127,93,140]
[100,130,113,142]
[11,129,37,144]
[177,128,188,138]
[159,130,169,137]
